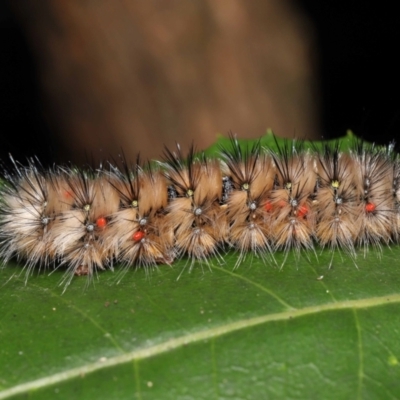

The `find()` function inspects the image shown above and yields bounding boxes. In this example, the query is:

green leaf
[1,133,400,399]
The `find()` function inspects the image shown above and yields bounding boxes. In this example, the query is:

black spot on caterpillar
[0,133,398,289]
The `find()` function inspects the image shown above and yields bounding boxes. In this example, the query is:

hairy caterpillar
[0,135,398,288]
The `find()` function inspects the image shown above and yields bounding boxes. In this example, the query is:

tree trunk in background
[10,0,319,164]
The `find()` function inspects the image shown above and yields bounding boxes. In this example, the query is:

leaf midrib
[1,292,400,399]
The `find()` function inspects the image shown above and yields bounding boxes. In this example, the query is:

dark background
[300,1,400,143]
[1,1,399,165]
[1,2,56,165]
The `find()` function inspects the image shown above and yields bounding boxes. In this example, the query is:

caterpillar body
[0,136,398,288]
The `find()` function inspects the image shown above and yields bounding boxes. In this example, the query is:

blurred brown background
[1,1,400,166]
[1,0,319,165]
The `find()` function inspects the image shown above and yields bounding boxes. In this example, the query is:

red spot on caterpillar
[96,217,107,229]
[63,190,73,199]
[278,200,286,208]
[264,202,273,212]
[132,231,145,242]
[297,205,308,218]
[365,202,376,213]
